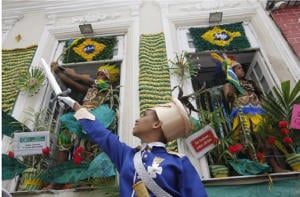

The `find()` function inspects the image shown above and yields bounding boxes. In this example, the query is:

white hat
[152,98,192,142]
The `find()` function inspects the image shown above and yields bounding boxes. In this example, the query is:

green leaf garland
[139,33,171,114]
[2,45,38,114]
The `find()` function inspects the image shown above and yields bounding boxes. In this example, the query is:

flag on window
[189,22,251,52]
[62,37,117,63]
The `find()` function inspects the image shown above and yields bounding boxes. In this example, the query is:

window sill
[203,171,300,186]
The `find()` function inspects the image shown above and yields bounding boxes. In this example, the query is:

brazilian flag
[63,37,117,63]
[189,22,250,52]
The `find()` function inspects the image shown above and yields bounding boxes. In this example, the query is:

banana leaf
[42,161,89,184]
[87,152,116,178]
[2,154,26,180]
[2,111,30,137]
[60,104,115,138]
[228,159,271,175]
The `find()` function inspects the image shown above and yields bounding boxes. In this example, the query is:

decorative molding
[71,12,122,24]
[3,1,143,30]
[2,11,24,34]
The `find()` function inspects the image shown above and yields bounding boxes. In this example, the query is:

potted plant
[260,80,300,171]
[6,108,53,191]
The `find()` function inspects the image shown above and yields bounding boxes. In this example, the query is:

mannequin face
[96,71,109,81]
[233,64,245,79]
[132,110,160,138]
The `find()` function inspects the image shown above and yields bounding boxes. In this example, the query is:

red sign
[185,125,218,159]
[191,130,215,153]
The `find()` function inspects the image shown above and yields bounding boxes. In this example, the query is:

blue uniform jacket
[78,116,207,197]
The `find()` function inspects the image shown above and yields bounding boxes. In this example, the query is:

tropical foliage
[15,67,45,96]
[260,80,300,156]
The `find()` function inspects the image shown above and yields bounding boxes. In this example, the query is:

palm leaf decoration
[15,67,45,96]
[262,80,300,123]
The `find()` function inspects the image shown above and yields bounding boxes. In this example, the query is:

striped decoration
[2,45,37,114]
[139,33,171,114]
[139,33,178,151]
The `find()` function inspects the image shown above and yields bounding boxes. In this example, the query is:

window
[177,25,277,179]
[43,35,125,184]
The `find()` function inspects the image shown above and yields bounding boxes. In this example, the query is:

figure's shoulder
[167,150,185,158]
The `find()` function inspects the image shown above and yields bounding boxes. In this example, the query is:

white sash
[133,150,172,197]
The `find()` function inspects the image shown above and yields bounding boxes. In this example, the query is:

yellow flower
[73,39,106,61]
[201,26,241,47]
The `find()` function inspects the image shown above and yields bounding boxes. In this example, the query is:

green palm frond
[15,67,45,96]
[262,80,300,122]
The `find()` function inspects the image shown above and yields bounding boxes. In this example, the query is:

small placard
[290,104,300,130]
[13,131,50,156]
[185,125,218,159]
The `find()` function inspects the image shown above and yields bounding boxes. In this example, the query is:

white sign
[185,125,218,159]
[13,131,50,156]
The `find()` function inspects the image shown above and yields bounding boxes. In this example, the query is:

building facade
[2,0,300,196]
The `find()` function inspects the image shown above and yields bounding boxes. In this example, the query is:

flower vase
[19,168,44,191]
[286,153,300,171]
[209,165,229,178]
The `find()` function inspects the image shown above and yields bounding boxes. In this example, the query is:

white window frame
[246,51,276,95]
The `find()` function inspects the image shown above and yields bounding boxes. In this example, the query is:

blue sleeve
[179,157,208,197]
[79,118,131,171]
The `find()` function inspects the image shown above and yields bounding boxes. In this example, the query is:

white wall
[2,13,47,49]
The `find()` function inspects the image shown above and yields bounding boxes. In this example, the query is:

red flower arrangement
[8,151,15,158]
[267,120,296,157]
[42,146,50,155]
[278,120,289,128]
[73,146,84,165]
[229,143,243,155]
[256,152,264,162]
[267,136,275,145]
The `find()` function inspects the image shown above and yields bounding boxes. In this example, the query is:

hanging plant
[15,67,45,96]
[169,51,197,82]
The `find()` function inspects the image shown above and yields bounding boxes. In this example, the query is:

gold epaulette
[167,150,185,158]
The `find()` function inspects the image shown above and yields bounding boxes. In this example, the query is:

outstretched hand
[58,96,76,108]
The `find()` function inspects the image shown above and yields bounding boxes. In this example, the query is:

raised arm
[51,62,94,92]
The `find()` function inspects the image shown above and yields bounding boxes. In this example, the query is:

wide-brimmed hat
[152,98,192,142]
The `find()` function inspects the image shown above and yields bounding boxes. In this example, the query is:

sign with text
[185,125,218,159]
[13,131,50,156]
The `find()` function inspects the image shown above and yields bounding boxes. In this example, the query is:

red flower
[42,147,50,155]
[280,128,289,135]
[73,147,83,165]
[8,151,14,158]
[256,152,264,161]
[62,184,71,189]
[283,136,293,144]
[235,143,243,152]
[75,146,84,153]
[73,155,82,164]
[267,136,275,145]
[278,120,288,128]
[229,144,243,155]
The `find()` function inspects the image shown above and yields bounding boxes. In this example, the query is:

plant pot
[286,153,300,171]
[209,165,229,178]
[19,168,44,191]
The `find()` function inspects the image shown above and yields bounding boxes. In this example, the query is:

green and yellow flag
[189,22,250,52]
